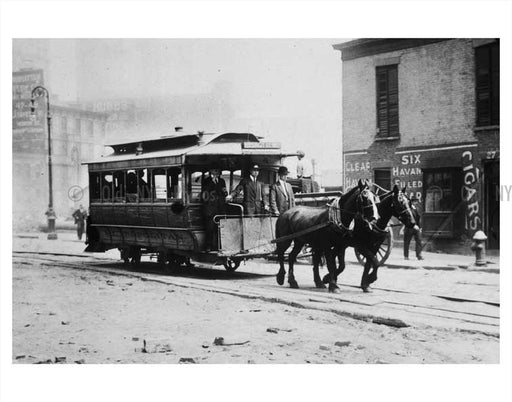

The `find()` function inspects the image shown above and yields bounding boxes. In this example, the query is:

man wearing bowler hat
[403,196,424,260]
[270,166,295,216]
[201,163,228,251]
[228,164,269,216]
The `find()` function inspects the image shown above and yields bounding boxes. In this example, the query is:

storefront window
[424,170,455,212]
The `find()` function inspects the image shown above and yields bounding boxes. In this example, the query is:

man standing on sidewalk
[72,204,87,241]
[404,197,424,260]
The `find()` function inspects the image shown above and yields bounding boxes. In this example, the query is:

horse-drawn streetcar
[84,130,409,289]
[84,131,297,271]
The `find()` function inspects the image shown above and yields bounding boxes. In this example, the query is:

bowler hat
[250,164,260,170]
[278,166,289,175]
[209,162,221,170]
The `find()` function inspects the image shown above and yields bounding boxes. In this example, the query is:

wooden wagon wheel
[223,258,241,272]
[355,228,393,267]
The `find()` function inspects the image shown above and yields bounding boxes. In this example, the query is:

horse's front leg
[358,247,375,292]
[367,248,380,284]
[326,249,340,293]
[312,248,326,288]
[276,240,290,286]
[287,242,303,289]
[322,246,346,284]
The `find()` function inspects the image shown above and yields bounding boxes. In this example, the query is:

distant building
[333,39,499,252]
[13,68,107,230]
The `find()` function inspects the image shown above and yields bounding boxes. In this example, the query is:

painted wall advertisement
[392,153,423,201]
[461,150,481,234]
[344,152,423,201]
[13,69,44,133]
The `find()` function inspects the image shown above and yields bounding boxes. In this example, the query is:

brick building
[333,39,499,252]
[13,69,107,230]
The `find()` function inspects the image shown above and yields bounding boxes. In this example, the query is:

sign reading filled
[12,69,45,132]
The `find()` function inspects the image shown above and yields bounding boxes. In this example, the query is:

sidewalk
[13,231,499,273]
[344,244,499,273]
[13,231,119,260]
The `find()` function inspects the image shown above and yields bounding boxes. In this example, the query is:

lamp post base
[46,208,58,240]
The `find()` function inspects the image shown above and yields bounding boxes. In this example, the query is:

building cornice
[333,38,450,61]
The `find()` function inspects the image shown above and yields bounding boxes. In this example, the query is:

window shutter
[376,65,399,137]
[490,44,499,125]
[476,42,499,126]
[376,69,389,136]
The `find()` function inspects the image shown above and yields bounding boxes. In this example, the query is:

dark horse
[275,180,379,293]
[319,185,418,292]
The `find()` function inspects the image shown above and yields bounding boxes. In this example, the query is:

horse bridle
[391,192,415,226]
[356,189,378,220]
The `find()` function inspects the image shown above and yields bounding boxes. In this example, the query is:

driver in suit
[228,164,269,216]
[201,163,228,251]
[270,166,295,216]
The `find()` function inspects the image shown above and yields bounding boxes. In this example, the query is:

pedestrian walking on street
[72,204,87,241]
[404,197,424,260]
[201,163,228,251]
[228,164,269,216]
[270,166,295,216]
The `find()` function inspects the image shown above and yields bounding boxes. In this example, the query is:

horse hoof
[315,281,326,289]
[289,281,299,289]
[276,272,285,286]
[362,286,372,293]
[328,284,340,293]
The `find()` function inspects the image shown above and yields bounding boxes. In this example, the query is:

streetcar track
[13,253,500,336]
[13,251,500,306]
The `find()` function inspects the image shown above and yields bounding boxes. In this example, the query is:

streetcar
[84,130,298,271]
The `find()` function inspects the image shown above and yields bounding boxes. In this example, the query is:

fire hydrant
[470,230,488,266]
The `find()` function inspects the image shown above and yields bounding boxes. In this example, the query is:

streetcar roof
[84,132,296,167]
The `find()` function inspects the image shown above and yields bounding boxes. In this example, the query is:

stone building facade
[13,68,107,230]
[333,39,499,252]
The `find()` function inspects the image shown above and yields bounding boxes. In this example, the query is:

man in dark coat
[201,164,228,251]
[229,165,269,216]
[404,197,424,260]
[270,166,295,216]
[72,204,87,241]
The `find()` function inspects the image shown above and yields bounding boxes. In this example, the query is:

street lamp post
[31,86,57,240]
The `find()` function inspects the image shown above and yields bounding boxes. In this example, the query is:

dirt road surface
[12,252,499,364]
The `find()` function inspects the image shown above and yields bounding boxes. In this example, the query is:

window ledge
[375,136,400,141]
[474,125,499,132]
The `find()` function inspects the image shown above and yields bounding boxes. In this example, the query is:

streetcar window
[126,169,138,202]
[152,168,167,202]
[89,172,101,203]
[230,170,242,193]
[101,173,113,202]
[221,170,231,191]
[230,170,244,203]
[168,167,182,200]
[113,171,126,202]
[189,170,204,202]
[137,168,151,202]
